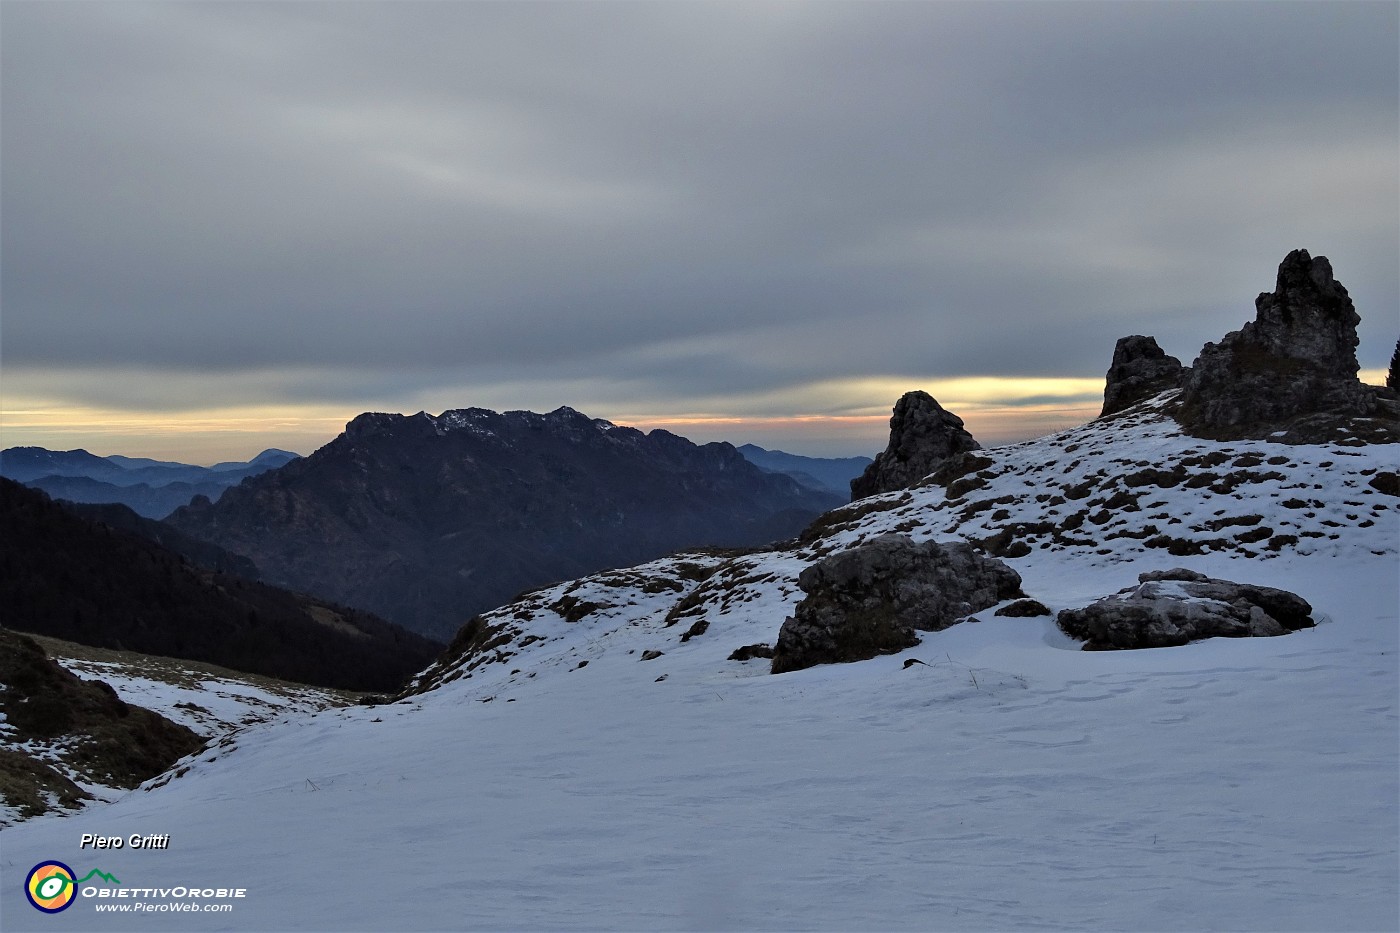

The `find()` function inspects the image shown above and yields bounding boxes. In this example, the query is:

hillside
[167,406,842,639]
[0,631,355,829]
[0,478,441,693]
[3,394,1393,930]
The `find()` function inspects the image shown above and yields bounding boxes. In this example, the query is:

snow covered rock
[850,391,981,499]
[771,534,1025,673]
[1056,567,1315,650]
[1100,335,1186,417]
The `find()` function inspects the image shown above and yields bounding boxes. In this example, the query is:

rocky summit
[1100,335,1186,418]
[1175,249,1393,443]
[167,406,841,639]
[850,390,981,499]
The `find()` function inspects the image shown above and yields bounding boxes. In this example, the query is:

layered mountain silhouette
[737,444,871,499]
[0,478,440,692]
[167,407,842,639]
[0,447,299,518]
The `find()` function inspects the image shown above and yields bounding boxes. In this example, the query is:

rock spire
[850,391,980,500]
[1175,249,1382,442]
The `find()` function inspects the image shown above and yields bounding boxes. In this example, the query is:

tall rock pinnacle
[850,391,980,500]
[1175,249,1381,442]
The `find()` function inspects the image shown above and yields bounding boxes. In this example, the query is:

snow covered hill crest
[404,391,1398,700]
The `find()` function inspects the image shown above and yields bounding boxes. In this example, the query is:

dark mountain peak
[250,448,301,464]
[167,404,843,639]
[344,411,409,438]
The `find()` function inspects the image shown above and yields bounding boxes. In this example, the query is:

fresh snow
[2,401,1396,931]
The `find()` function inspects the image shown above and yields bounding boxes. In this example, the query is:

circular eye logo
[25,861,77,913]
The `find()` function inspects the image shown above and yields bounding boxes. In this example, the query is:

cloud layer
[3,2,1396,457]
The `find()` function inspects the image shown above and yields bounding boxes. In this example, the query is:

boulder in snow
[1056,568,1314,650]
[771,534,1025,674]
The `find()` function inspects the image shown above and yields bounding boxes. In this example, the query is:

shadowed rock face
[1100,335,1185,417]
[1176,249,1383,442]
[1056,568,1314,650]
[851,392,981,500]
[770,534,1024,674]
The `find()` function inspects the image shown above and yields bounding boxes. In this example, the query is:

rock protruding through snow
[851,392,981,500]
[1056,567,1315,650]
[1100,335,1186,418]
[1175,249,1391,443]
[771,534,1025,674]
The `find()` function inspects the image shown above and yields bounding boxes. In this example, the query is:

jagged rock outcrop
[1056,568,1314,650]
[851,392,980,500]
[770,534,1025,674]
[1100,335,1186,417]
[1176,249,1387,442]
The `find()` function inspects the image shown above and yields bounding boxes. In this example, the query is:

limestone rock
[771,534,1025,674]
[1056,568,1314,650]
[851,392,981,500]
[1100,335,1186,417]
[1176,249,1383,442]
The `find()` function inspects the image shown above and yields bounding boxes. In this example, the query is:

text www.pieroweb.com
[86,886,245,913]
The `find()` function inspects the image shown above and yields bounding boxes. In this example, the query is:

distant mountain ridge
[737,444,871,499]
[167,406,844,639]
[0,447,300,518]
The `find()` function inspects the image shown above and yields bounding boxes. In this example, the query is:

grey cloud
[2,1,1396,416]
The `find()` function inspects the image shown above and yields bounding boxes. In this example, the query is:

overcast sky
[2,1,1396,461]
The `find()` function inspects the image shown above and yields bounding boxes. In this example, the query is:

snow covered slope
[2,397,1395,931]
[0,637,353,830]
[37,638,356,739]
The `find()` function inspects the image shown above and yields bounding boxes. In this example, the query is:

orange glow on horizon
[5,368,1384,461]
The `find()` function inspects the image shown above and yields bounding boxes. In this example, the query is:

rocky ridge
[1174,249,1394,443]
[169,406,841,639]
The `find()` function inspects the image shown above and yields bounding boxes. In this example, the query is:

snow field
[2,407,1395,930]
